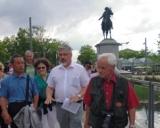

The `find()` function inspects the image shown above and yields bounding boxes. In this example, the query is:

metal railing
[128,78,160,128]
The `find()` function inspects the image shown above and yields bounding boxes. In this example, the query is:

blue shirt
[0,73,39,103]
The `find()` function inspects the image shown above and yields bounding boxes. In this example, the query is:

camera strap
[25,74,30,105]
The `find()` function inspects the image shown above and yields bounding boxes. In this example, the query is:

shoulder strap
[25,75,30,105]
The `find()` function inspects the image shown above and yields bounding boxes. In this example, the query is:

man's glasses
[37,66,46,70]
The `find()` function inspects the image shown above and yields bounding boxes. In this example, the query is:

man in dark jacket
[84,53,139,128]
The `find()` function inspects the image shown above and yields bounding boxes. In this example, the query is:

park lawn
[134,84,160,101]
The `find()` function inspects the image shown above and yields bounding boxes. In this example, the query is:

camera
[102,112,113,128]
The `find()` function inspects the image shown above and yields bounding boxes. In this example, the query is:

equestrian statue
[99,7,113,39]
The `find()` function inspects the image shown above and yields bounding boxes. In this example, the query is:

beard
[61,62,68,67]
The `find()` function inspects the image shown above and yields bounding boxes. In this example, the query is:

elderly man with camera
[84,53,139,128]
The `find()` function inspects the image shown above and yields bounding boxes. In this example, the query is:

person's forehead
[25,53,33,57]
[59,49,71,54]
[38,63,45,66]
[98,58,107,64]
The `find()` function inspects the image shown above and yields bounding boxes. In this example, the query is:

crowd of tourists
[0,43,139,128]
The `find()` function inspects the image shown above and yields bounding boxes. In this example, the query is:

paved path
[135,108,160,128]
[48,108,160,128]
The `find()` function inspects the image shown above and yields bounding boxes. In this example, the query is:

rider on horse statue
[99,7,113,39]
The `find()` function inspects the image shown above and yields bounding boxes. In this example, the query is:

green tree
[148,53,160,63]
[78,45,96,65]
[45,39,62,65]
[0,40,10,63]
[119,49,146,59]
[0,26,63,65]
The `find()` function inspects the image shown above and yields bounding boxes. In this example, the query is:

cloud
[0,0,160,54]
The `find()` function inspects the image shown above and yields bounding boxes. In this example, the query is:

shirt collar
[59,62,74,69]
[104,72,116,84]
[12,73,26,78]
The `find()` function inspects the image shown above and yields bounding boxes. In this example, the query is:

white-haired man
[84,53,139,128]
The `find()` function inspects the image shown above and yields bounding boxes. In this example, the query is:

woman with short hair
[34,58,58,128]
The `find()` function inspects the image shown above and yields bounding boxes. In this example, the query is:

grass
[134,84,160,101]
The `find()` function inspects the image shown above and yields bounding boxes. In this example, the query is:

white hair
[25,50,34,57]
[97,53,117,66]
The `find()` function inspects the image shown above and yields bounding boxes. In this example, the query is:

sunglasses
[37,66,46,70]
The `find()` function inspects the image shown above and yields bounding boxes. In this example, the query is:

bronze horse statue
[99,7,113,39]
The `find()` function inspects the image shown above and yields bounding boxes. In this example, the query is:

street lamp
[122,41,129,45]
[29,17,32,51]
[120,41,129,50]
[144,38,148,66]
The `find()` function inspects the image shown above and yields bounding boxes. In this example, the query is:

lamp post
[29,17,33,51]
[144,38,148,66]
[120,41,129,50]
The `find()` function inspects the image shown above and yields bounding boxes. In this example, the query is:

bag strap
[25,75,30,105]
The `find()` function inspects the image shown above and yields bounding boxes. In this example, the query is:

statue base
[95,38,121,59]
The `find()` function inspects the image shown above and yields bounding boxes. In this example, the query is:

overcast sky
[0,0,160,60]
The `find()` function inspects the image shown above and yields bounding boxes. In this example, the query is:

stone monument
[96,7,121,59]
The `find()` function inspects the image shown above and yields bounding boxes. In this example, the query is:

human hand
[45,96,54,105]
[1,110,12,125]
[30,103,37,111]
[69,95,81,102]
[84,123,90,128]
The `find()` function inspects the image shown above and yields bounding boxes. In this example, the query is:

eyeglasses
[37,66,46,70]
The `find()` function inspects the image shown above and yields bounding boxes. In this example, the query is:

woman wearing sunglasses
[34,58,58,128]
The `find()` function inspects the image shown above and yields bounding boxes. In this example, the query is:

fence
[128,78,160,128]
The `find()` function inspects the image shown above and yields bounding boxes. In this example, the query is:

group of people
[0,43,139,128]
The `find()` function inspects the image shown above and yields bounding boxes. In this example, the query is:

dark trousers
[1,102,28,128]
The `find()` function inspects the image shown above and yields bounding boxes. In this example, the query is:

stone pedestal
[95,38,121,59]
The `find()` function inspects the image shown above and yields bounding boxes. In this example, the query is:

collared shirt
[0,73,39,103]
[47,63,89,102]
[84,74,139,110]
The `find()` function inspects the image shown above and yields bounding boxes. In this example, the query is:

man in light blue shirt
[0,54,39,128]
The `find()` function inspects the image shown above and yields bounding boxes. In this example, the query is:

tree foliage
[119,48,147,59]
[119,48,160,63]
[148,53,160,63]
[78,45,96,65]
[0,26,62,65]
